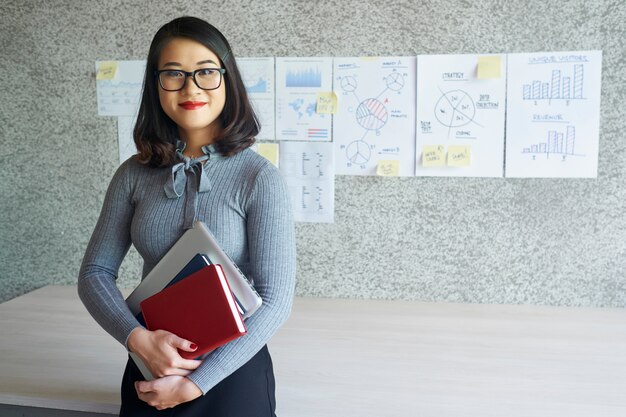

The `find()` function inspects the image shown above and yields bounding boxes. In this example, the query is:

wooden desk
[1,286,625,417]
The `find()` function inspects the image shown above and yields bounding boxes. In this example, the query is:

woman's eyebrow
[196,59,218,66]
[161,59,218,68]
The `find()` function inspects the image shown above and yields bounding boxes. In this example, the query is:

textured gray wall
[1,0,625,307]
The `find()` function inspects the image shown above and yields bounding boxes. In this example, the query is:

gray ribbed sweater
[77,147,296,394]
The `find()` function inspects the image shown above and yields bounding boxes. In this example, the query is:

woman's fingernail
[190,343,198,350]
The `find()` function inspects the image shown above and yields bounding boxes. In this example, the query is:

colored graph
[288,99,317,118]
[286,68,322,88]
[245,77,268,93]
[356,98,388,130]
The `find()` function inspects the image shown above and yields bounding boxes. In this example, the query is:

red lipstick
[179,101,207,110]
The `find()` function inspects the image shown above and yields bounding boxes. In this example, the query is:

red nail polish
[190,343,198,350]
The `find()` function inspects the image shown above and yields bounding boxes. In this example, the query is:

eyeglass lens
[159,69,222,91]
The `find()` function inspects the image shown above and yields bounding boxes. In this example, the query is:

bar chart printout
[523,126,576,156]
[505,51,602,178]
[522,65,584,101]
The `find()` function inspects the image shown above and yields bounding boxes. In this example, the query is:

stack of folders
[140,255,247,360]
[125,221,263,380]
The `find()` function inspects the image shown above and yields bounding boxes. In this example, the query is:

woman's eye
[197,69,216,77]
[164,71,183,78]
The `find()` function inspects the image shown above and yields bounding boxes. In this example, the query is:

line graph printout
[334,57,416,176]
[276,57,333,141]
[237,57,275,140]
[415,54,506,177]
[505,51,602,178]
[279,141,335,223]
[96,60,145,116]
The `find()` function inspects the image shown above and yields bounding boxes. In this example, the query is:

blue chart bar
[286,67,322,88]
[523,64,584,101]
[523,126,576,155]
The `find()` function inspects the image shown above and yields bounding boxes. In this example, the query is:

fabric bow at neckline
[164,141,215,199]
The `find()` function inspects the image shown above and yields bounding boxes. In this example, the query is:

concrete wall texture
[1,0,625,307]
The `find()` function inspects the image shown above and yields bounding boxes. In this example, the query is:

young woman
[78,16,296,416]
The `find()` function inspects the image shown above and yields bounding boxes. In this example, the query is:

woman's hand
[127,327,202,377]
[135,375,202,410]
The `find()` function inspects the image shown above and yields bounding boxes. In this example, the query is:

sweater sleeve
[186,163,297,394]
[77,161,143,348]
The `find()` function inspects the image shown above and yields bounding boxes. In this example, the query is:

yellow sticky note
[377,160,400,176]
[316,92,338,114]
[96,61,118,80]
[422,145,445,167]
[257,143,279,167]
[448,145,471,167]
[477,55,501,79]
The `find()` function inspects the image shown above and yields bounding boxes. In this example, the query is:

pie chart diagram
[356,98,388,131]
[434,90,476,128]
[345,140,371,164]
[385,72,405,91]
[340,76,358,92]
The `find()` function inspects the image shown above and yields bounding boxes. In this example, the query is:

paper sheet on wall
[333,57,416,176]
[415,54,506,177]
[279,142,335,223]
[96,60,145,116]
[117,116,138,164]
[275,57,333,141]
[237,57,275,140]
[505,51,602,178]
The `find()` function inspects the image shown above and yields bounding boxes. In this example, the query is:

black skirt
[120,345,276,417]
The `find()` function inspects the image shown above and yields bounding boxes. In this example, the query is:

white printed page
[279,141,335,223]
[505,51,602,178]
[334,57,416,176]
[275,57,333,141]
[237,57,275,140]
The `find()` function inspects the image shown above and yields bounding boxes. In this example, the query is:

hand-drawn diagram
[522,64,585,103]
[505,51,601,178]
[435,90,475,127]
[345,140,372,165]
[334,57,416,176]
[415,54,506,178]
[522,125,583,161]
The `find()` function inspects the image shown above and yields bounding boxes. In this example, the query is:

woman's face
[157,37,227,141]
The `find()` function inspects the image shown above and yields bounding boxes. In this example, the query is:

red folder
[139,264,247,360]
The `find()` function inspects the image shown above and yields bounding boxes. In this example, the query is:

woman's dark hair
[133,16,259,167]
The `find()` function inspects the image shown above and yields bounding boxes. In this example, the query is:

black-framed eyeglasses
[155,68,226,91]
